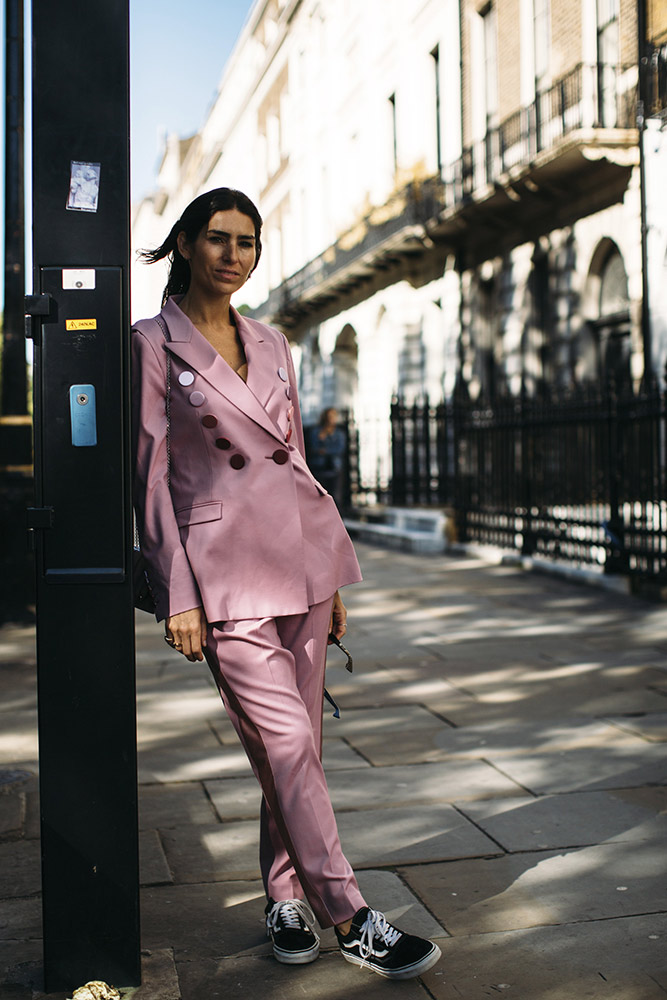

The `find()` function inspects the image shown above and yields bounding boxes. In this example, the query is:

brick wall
[620,0,638,65]
[550,0,582,78]
[497,0,521,120]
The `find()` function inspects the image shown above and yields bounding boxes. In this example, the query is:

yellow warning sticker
[66,319,97,331]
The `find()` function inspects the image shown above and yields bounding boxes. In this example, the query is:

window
[482,5,498,126]
[431,45,443,173]
[389,93,398,173]
[597,0,619,126]
[533,0,550,93]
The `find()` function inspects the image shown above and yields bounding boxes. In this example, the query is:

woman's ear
[176,230,190,261]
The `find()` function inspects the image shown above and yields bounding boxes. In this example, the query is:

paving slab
[0,895,41,941]
[335,803,501,867]
[136,724,224,754]
[323,759,525,806]
[606,712,667,741]
[137,744,253,784]
[401,841,666,934]
[0,711,38,764]
[141,880,267,959]
[116,949,181,1000]
[346,717,645,766]
[160,820,260,882]
[138,781,218,830]
[0,838,40,898]
[175,950,428,1000]
[160,799,503,884]
[420,912,667,1000]
[205,759,524,825]
[2,946,181,1000]
[0,786,25,837]
[486,741,667,794]
[455,787,667,851]
[141,869,444,964]
[139,829,172,885]
[321,704,451,738]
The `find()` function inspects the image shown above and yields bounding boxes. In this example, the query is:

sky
[130,0,255,201]
[0,0,255,300]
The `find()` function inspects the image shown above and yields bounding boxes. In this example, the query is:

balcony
[250,177,446,329]
[251,62,638,329]
[434,62,639,266]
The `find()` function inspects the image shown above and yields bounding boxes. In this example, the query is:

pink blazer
[132,296,362,623]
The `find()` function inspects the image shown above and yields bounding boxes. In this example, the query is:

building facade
[132,0,664,501]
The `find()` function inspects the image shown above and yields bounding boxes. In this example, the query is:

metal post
[29,0,139,990]
[2,0,27,418]
[637,0,653,381]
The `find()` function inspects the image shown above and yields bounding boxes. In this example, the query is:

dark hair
[139,187,263,306]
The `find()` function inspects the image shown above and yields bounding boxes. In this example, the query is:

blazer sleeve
[280,333,307,460]
[131,325,202,621]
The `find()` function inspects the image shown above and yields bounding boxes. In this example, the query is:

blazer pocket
[175,501,223,527]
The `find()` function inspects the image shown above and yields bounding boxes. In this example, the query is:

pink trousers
[204,597,366,928]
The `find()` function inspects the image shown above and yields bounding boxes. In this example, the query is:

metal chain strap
[154,315,172,487]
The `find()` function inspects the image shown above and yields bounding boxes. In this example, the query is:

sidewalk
[1,541,666,999]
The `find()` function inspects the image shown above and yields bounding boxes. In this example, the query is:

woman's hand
[165,606,208,662]
[328,590,347,642]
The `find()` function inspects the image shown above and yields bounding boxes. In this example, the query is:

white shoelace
[356,908,403,960]
[267,899,317,935]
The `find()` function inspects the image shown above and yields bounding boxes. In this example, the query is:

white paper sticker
[62,269,96,290]
[66,161,101,213]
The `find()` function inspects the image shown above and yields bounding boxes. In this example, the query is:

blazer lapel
[234,309,281,410]
[160,298,283,443]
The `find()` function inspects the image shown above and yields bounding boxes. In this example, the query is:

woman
[307,407,346,508]
[132,188,441,980]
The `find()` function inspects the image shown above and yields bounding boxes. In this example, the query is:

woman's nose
[222,241,239,262]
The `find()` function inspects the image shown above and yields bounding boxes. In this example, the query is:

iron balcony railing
[445,62,638,205]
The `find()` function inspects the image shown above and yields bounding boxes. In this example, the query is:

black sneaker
[335,906,441,980]
[265,898,320,965]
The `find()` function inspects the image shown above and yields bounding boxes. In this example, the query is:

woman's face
[178,209,257,298]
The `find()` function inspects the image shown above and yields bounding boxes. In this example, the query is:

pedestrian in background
[307,407,346,508]
[132,187,441,981]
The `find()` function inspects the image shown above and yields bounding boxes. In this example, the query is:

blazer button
[230,454,245,469]
[202,414,218,428]
[278,367,288,381]
[189,390,206,407]
[215,437,231,450]
[178,371,195,386]
[272,449,289,465]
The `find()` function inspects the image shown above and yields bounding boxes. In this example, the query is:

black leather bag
[133,548,156,613]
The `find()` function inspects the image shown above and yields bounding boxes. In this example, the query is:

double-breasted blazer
[132,295,362,623]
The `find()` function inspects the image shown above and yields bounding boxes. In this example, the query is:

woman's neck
[178,289,235,332]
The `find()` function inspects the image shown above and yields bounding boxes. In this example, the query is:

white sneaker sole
[273,942,320,965]
[340,941,441,980]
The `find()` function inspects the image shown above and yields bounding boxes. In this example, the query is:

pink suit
[132,296,365,926]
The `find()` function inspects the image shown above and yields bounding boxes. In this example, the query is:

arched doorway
[584,239,632,388]
[332,323,358,412]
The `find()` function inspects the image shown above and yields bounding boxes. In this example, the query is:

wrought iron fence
[349,380,667,580]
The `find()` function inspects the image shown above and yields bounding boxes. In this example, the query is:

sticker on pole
[66,319,97,331]
[62,269,96,290]
[66,161,101,213]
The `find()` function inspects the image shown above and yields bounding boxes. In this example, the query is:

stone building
[131,0,663,498]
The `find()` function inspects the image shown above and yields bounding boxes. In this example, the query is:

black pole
[30,0,139,990]
[637,0,653,381]
[2,0,27,417]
